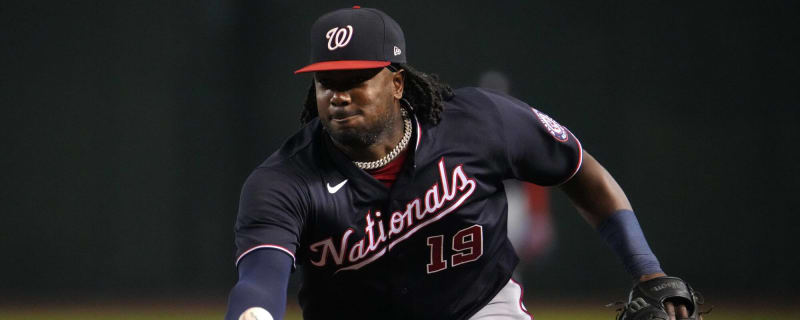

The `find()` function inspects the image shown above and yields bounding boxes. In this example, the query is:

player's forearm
[559,150,632,227]
[597,209,663,278]
[225,249,292,320]
[226,281,282,320]
[559,151,663,278]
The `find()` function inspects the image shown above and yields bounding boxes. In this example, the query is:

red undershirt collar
[365,148,408,188]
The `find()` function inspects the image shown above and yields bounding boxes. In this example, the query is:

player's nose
[330,90,351,107]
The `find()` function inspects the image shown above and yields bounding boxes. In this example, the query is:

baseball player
[226,6,703,320]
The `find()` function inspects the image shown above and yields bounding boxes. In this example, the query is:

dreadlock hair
[300,63,454,125]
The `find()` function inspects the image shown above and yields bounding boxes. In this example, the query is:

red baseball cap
[294,6,407,74]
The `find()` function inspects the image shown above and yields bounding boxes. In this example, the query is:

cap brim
[294,60,391,74]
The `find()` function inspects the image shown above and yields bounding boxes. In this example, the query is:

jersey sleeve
[484,89,583,186]
[234,167,309,266]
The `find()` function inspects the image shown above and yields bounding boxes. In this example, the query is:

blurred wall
[2,0,798,300]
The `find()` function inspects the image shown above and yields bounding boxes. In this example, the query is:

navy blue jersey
[234,87,582,320]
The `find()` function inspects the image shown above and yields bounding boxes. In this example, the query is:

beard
[323,109,398,148]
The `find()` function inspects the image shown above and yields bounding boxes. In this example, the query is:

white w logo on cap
[326,25,354,51]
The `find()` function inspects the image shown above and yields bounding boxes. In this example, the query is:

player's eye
[317,79,341,91]
[318,79,360,92]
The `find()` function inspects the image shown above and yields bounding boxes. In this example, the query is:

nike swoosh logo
[326,179,348,194]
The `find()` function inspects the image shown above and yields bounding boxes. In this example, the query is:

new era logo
[393,46,402,56]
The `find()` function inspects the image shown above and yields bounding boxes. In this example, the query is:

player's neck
[331,110,406,163]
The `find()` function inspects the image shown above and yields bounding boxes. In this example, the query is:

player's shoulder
[259,119,321,167]
[447,87,531,113]
[438,87,532,127]
[248,119,323,185]
[451,86,510,100]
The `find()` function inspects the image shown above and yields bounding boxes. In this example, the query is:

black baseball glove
[612,276,706,320]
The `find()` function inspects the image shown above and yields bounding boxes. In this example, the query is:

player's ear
[392,69,405,100]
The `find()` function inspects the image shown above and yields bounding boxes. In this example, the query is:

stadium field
[0,301,796,320]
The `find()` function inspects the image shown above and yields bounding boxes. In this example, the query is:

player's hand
[639,273,703,320]
[663,299,701,320]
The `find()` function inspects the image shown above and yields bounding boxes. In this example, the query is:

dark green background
[2,0,798,302]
